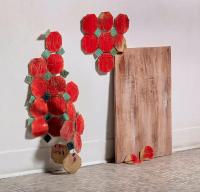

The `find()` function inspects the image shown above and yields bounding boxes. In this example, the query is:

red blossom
[29,98,48,117]
[31,78,47,97]
[32,117,48,137]
[47,96,66,115]
[47,54,64,74]
[81,14,98,34]
[76,114,84,135]
[66,81,79,102]
[48,117,64,137]
[98,32,114,52]
[97,53,114,73]
[114,14,129,34]
[98,12,113,31]
[28,58,47,77]
[81,34,98,54]
[66,102,76,121]
[45,31,62,52]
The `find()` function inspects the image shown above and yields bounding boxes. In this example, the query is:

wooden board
[114,47,172,163]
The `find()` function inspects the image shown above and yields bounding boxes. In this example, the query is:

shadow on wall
[105,71,115,162]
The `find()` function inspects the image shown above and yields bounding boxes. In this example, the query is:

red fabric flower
[66,102,76,121]
[48,117,64,137]
[97,53,114,73]
[74,134,82,153]
[98,12,113,31]
[66,81,79,102]
[47,76,66,96]
[98,32,114,52]
[32,117,48,137]
[60,113,84,153]
[131,154,141,164]
[114,14,129,34]
[143,146,154,159]
[60,120,74,142]
[46,54,64,74]
[29,98,48,117]
[81,14,98,34]
[47,96,66,115]
[76,114,84,135]
[31,78,47,97]
[28,58,47,77]
[45,31,62,52]
[81,34,98,54]
[114,34,126,52]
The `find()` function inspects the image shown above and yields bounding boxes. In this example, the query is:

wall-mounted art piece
[81,12,129,74]
[25,30,84,173]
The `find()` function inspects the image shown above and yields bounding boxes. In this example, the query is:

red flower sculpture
[81,12,129,73]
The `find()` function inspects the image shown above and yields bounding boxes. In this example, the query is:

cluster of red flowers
[26,31,84,153]
[81,12,129,73]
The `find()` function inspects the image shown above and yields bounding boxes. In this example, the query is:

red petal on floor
[48,117,64,137]
[46,54,64,74]
[76,114,84,135]
[98,32,114,52]
[47,76,66,96]
[98,12,113,31]
[31,78,47,97]
[74,134,82,153]
[131,154,139,163]
[114,34,126,52]
[97,53,114,73]
[66,81,79,102]
[28,58,47,77]
[81,34,98,54]
[143,146,154,159]
[32,117,48,137]
[47,96,66,115]
[114,14,129,34]
[81,14,98,34]
[66,102,76,121]
[45,31,62,52]
[29,98,48,117]
[60,120,74,142]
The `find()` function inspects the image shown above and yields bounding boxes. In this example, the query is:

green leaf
[60,69,69,78]
[110,48,118,56]
[62,113,69,121]
[63,93,71,101]
[44,29,50,38]
[28,95,35,104]
[25,75,32,84]
[94,48,103,58]
[95,28,101,37]
[44,72,52,80]
[27,117,34,126]
[56,48,65,55]
[41,49,51,58]
[111,27,117,37]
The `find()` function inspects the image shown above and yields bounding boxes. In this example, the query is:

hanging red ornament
[66,102,76,121]
[60,120,74,142]
[114,14,129,34]
[74,134,82,153]
[46,54,64,74]
[32,117,48,137]
[31,78,47,97]
[76,114,84,135]
[81,34,98,54]
[29,98,48,117]
[98,12,113,31]
[98,32,114,52]
[28,58,47,77]
[66,81,79,102]
[47,96,66,115]
[97,53,114,73]
[81,14,98,34]
[47,76,66,96]
[45,31,62,52]
[48,117,64,137]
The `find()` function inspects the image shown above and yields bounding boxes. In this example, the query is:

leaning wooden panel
[114,47,172,163]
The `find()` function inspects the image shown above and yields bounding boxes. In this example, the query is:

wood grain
[114,47,172,163]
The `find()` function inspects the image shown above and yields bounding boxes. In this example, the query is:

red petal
[114,34,126,52]
[46,54,64,74]
[28,58,47,77]
[29,98,48,117]
[48,117,64,137]
[81,34,98,54]
[45,31,62,52]
[98,32,114,52]
[114,14,129,34]
[66,102,76,121]
[47,96,66,115]
[66,81,79,102]
[31,78,47,97]
[74,134,82,153]
[98,12,113,31]
[143,146,154,159]
[97,53,114,73]
[47,76,66,96]
[81,14,98,34]
[76,114,84,135]
[60,121,74,142]
[32,117,48,137]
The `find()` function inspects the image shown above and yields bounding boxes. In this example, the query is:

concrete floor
[0,149,200,192]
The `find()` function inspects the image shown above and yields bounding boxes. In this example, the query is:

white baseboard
[0,139,114,179]
[1,126,200,179]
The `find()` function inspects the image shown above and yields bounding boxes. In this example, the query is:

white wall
[0,0,200,178]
